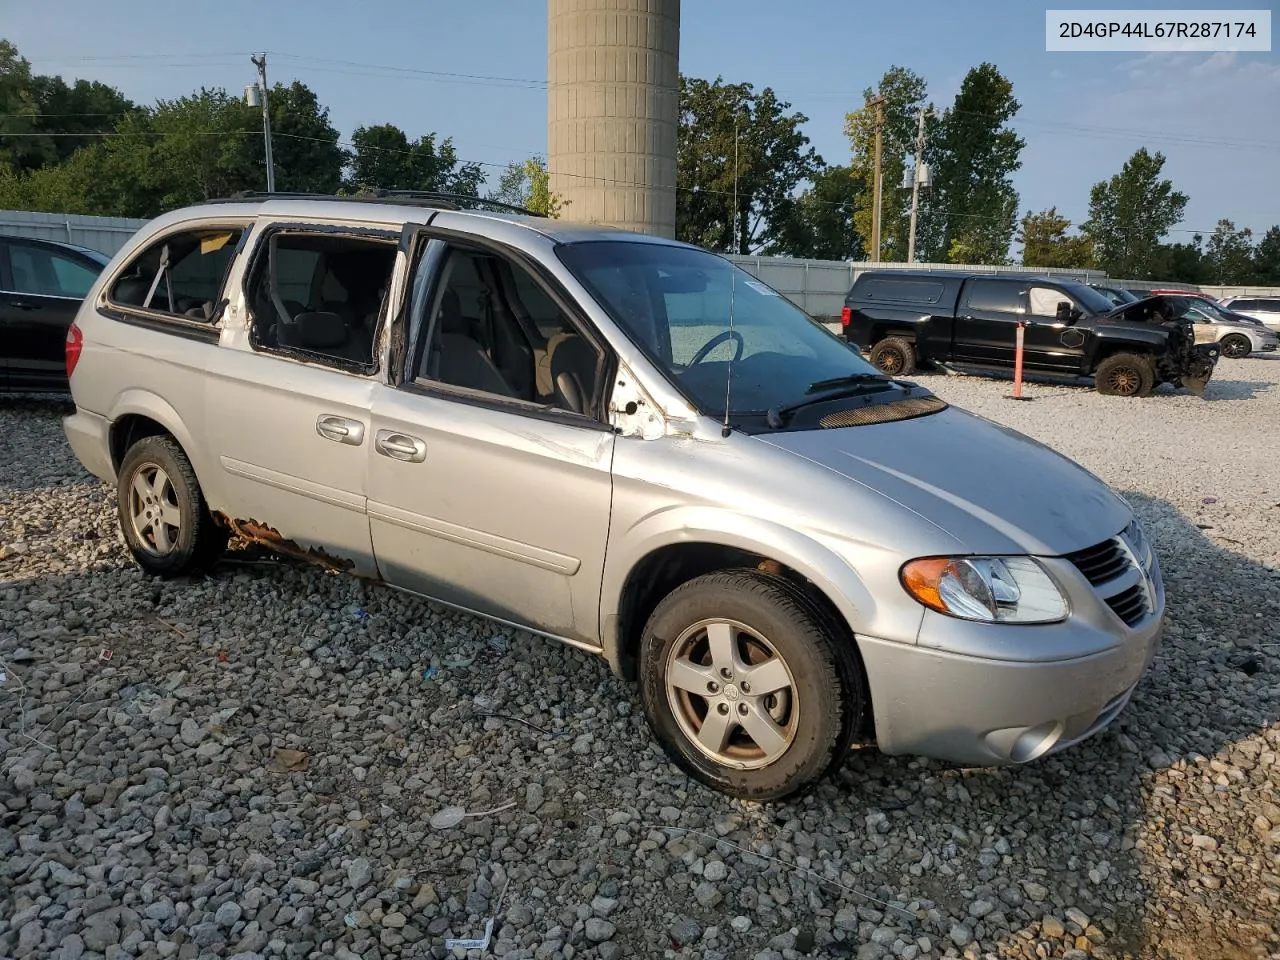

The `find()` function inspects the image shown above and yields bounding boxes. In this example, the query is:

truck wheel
[1219,334,1251,359]
[117,436,228,578]
[1095,353,1155,398]
[638,570,864,801]
[869,337,916,376]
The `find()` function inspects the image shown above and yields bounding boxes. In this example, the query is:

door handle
[316,415,366,445]
[8,300,38,310]
[375,429,427,462]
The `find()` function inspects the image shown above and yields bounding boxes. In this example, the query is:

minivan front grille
[1064,538,1132,586]
[1104,582,1148,626]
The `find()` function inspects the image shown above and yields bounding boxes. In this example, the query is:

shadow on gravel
[1200,379,1274,402]
[2,485,1278,957]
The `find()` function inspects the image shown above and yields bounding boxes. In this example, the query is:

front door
[366,232,615,644]
[953,278,1024,365]
[0,240,100,391]
[203,223,401,577]
[1024,285,1088,372]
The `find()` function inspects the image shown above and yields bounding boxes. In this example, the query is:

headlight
[900,556,1068,624]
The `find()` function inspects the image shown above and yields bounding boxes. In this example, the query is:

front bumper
[858,552,1164,766]
[63,408,115,484]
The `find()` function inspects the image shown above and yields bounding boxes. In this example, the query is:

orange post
[1012,321,1025,399]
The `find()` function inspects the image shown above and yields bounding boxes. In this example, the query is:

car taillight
[65,322,83,379]
[841,306,852,328]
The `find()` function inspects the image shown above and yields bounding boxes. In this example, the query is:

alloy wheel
[664,618,799,770]
[128,463,182,555]
[1106,366,1141,396]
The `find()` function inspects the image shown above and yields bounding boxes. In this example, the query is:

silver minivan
[62,195,1164,800]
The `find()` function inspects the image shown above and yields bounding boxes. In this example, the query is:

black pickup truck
[841,271,1220,397]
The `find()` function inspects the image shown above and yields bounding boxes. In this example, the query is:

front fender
[599,505,924,674]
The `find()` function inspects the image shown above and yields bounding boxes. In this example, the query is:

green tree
[766,164,863,260]
[918,63,1025,264]
[1082,148,1188,279]
[843,66,926,261]
[1018,207,1094,268]
[0,39,48,172]
[0,39,136,173]
[677,75,823,253]
[1203,219,1255,284]
[1253,226,1280,284]
[1150,236,1209,284]
[263,81,347,193]
[487,155,567,216]
[348,123,482,195]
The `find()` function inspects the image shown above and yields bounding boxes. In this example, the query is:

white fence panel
[0,210,147,256]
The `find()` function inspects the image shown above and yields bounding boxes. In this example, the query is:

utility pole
[249,53,276,193]
[869,94,885,263]
[907,106,928,263]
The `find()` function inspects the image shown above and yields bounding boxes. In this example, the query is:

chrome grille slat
[1064,538,1130,585]
[1104,582,1147,626]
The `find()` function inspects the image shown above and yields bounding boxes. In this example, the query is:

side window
[412,246,604,418]
[8,243,101,298]
[1259,299,1280,312]
[965,280,1023,314]
[109,227,243,321]
[246,232,397,370]
[1028,286,1072,317]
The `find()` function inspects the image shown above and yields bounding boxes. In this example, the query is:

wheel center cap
[723,684,741,702]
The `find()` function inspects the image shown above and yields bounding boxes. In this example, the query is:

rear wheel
[638,570,863,800]
[869,337,916,376]
[1095,353,1155,398]
[1219,333,1252,359]
[117,436,227,577]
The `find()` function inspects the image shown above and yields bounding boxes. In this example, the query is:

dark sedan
[1,234,111,393]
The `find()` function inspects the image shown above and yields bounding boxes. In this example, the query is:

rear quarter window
[857,278,945,304]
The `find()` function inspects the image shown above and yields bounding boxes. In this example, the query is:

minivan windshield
[557,241,883,418]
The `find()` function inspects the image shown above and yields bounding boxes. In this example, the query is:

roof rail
[205,189,546,217]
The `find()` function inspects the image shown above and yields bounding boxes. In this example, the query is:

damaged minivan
[63,193,1164,800]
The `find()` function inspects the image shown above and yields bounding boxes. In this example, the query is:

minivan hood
[759,406,1129,556]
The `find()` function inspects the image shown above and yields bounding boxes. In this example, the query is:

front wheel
[1219,333,1252,359]
[117,436,228,577]
[1094,353,1155,398]
[638,570,863,801]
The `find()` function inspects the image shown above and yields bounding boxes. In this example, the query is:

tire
[1219,334,1252,359]
[869,337,916,376]
[1094,353,1155,398]
[117,435,228,577]
[638,570,865,801]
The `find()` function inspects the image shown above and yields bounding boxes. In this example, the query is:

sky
[5,0,1279,241]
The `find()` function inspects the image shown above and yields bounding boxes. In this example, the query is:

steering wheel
[690,330,745,365]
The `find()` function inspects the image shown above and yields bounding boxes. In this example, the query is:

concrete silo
[547,0,680,238]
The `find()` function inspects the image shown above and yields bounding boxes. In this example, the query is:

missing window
[246,231,397,371]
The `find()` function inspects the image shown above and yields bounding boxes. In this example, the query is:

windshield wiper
[765,374,895,429]
[803,373,891,394]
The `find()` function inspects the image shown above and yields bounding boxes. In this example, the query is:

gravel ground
[2,357,1279,960]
